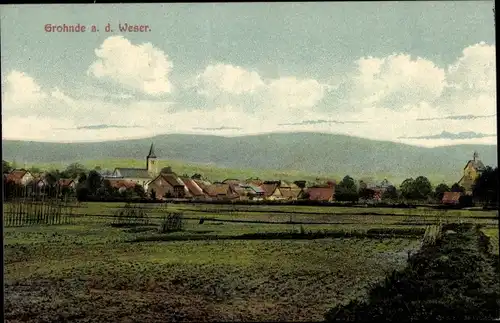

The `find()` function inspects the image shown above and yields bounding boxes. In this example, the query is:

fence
[3,186,76,227]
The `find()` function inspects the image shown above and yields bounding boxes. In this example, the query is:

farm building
[5,169,34,186]
[204,183,239,201]
[180,177,206,200]
[306,185,335,202]
[261,181,301,200]
[57,179,76,190]
[147,172,187,199]
[105,179,137,193]
[442,192,462,205]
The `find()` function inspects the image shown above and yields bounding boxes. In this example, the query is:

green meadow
[3,202,498,321]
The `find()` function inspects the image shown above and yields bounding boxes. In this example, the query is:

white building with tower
[110,143,159,189]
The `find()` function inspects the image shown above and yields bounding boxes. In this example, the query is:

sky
[0,2,497,147]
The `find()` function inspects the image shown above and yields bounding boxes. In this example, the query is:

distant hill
[2,132,497,184]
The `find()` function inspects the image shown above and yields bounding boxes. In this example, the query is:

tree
[400,176,432,200]
[77,172,87,182]
[150,189,157,200]
[64,163,87,179]
[76,184,89,201]
[451,183,465,193]
[413,176,432,200]
[86,170,102,195]
[134,184,146,198]
[400,178,415,199]
[473,166,498,206]
[336,175,359,202]
[2,160,12,174]
[192,173,203,180]
[161,166,172,174]
[359,188,375,200]
[28,166,41,174]
[102,179,116,197]
[434,183,450,201]
[382,185,398,200]
[44,170,61,197]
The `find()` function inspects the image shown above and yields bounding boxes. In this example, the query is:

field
[4,202,499,322]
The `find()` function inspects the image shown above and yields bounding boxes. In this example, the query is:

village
[2,143,489,206]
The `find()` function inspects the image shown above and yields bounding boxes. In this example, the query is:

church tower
[146,143,158,177]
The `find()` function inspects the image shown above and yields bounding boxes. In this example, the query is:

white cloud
[87,36,174,95]
[349,54,446,109]
[447,41,495,93]
[2,42,496,148]
[195,63,327,117]
[2,70,47,107]
[263,77,326,110]
[196,64,265,95]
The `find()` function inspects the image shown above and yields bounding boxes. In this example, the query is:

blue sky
[1,2,496,147]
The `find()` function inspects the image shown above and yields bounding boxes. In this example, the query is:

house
[192,178,212,192]
[261,181,282,200]
[277,181,302,200]
[104,179,137,193]
[458,151,486,195]
[57,179,76,190]
[147,172,186,199]
[442,192,462,205]
[359,179,393,202]
[5,169,34,186]
[180,177,206,200]
[306,186,335,202]
[293,180,307,189]
[260,180,301,201]
[110,143,159,189]
[25,176,50,197]
[238,183,265,200]
[204,183,239,200]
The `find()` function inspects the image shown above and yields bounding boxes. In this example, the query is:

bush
[325,223,500,321]
[459,195,474,207]
[111,203,150,227]
[159,212,185,233]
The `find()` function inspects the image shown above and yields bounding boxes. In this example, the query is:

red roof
[279,187,302,199]
[106,179,137,189]
[261,183,279,196]
[442,192,462,204]
[181,177,205,196]
[307,187,334,201]
[245,179,263,186]
[58,179,75,187]
[205,183,231,197]
[5,170,29,184]
[160,173,185,187]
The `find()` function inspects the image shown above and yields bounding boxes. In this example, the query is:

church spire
[147,143,156,158]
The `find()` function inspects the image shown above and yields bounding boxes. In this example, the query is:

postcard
[2,2,498,322]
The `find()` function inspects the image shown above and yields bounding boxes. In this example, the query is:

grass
[4,202,499,321]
